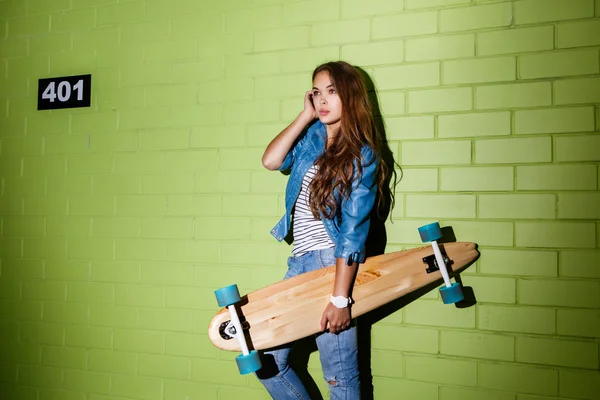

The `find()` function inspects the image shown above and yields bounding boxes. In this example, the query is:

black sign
[37,74,91,110]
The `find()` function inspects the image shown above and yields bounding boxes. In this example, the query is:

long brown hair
[309,61,392,220]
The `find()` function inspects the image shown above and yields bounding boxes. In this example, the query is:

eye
[312,90,320,97]
[329,88,336,94]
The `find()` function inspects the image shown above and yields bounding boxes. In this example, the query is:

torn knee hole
[327,379,338,386]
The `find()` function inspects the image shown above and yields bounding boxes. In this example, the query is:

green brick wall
[0,0,599,399]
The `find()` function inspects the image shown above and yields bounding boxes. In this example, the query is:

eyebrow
[312,84,334,90]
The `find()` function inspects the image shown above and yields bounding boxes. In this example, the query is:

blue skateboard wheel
[418,222,442,243]
[440,282,464,304]
[236,350,261,374]
[215,284,241,307]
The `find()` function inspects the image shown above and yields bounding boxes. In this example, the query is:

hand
[301,90,317,122]
[320,302,351,334]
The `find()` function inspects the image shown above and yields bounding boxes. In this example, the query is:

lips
[319,110,329,116]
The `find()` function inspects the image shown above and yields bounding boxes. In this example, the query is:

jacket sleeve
[334,146,378,264]
[277,131,308,172]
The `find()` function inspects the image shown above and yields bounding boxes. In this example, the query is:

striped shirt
[292,165,335,257]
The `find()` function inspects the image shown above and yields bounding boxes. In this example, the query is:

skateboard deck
[208,241,479,352]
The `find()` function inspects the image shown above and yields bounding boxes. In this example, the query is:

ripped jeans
[256,247,361,400]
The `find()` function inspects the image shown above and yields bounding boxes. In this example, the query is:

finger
[320,313,328,332]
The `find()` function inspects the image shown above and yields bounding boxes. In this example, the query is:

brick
[67,282,114,304]
[9,14,50,36]
[65,326,112,350]
[139,308,192,332]
[515,0,594,24]
[225,101,279,124]
[378,91,406,116]
[145,39,197,65]
[406,0,470,8]
[190,125,246,148]
[342,41,402,67]
[557,19,600,48]
[46,134,90,155]
[90,131,138,152]
[517,165,597,191]
[479,363,558,396]
[477,82,551,109]
[406,195,475,218]
[405,299,475,328]
[92,176,140,196]
[44,260,90,281]
[370,350,403,379]
[1,137,43,157]
[395,168,438,192]
[221,242,283,266]
[402,141,470,167]
[112,375,162,400]
[114,329,164,354]
[555,77,600,105]
[43,302,89,324]
[139,129,189,151]
[2,216,45,237]
[373,378,437,400]
[312,19,370,46]
[142,174,195,195]
[20,322,64,346]
[466,275,516,303]
[519,221,597,248]
[226,53,280,78]
[166,240,219,263]
[441,167,513,191]
[0,300,42,321]
[559,370,600,399]
[386,116,434,141]
[225,4,281,33]
[69,196,115,216]
[120,19,170,43]
[480,194,556,219]
[406,34,474,62]
[23,196,66,215]
[445,220,515,246]
[517,337,598,369]
[344,0,405,18]
[557,309,600,337]
[558,193,600,219]
[63,369,110,395]
[476,137,551,164]
[373,11,437,39]
[440,387,515,400]
[140,263,193,286]
[520,49,599,79]
[97,1,144,26]
[515,107,594,134]
[22,282,66,302]
[39,390,86,400]
[165,333,217,359]
[115,284,165,307]
[67,155,112,175]
[373,62,440,90]
[441,3,512,33]
[441,330,514,361]
[145,0,200,19]
[51,9,95,32]
[23,237,67,259]
[0,278,21,300]
[164,380,218,400]
[91,261,140,282]
[406,356,477,386]
[120,108,173,130]
[254,26,309,52]
[439,111,510,138]
[18,365,62,390]
[115,238,166,261]
[42,346,86,370]
[409,87,472,113]
[89,349,137,374]
[0,259,43,280]
[444,57,515,85]
[91,304,138,329]
[560,250,600,279]
[478,26,554,56]
[556,134,600,162]
[479,305,555,334]
[0,37,28,58]
[68,238,114,260]
[519,278,600,308]
[139,354,191,379]
[255,73,310,99]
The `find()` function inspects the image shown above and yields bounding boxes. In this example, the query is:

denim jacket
[270,121,378,264]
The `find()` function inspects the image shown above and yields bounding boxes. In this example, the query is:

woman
[259,61,391,400]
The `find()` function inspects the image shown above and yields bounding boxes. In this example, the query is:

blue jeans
[256,247,361,400]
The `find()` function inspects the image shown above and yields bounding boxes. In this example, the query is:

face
[311,71,342,133]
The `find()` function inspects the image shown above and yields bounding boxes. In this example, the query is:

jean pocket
[318,248,336,269]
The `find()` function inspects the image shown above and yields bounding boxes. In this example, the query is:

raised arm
[262,91,317,171]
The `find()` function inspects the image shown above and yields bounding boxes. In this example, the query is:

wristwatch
[330,295,352,309]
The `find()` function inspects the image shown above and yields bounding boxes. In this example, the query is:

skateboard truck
[422,253,452,274]
[214,284,262,374]
[418,222,464,304]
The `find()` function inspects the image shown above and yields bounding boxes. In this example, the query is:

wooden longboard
[208,242,479,352]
